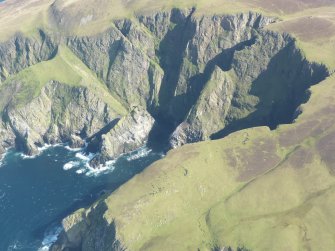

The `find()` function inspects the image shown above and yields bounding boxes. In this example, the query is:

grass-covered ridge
[83,75,335,250]
[0,45,127,115]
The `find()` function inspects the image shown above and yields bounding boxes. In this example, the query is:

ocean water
[0,145,162,251]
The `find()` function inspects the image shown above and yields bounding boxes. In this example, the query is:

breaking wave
[0,152,6,167]
[63,161,80,170]
[37,226,63,251]
[126,146,153,161]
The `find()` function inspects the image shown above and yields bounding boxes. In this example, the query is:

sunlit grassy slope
[0,0,53,40]
[96,75,335,250]
[0,45,127,114]
[267,6,335,69]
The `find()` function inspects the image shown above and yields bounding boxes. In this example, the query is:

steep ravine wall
[0,9,329,168]
[60,9,329,154]
[33,10,332,251]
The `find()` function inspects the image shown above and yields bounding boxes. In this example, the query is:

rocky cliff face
[169,30,328,147]
[1,81,121,155]
[0,30,58,83]
[66,9,327,150]
[0,9,329,167]
[25,9,330,251]
[50,201,124,251]
[88,107,155,167]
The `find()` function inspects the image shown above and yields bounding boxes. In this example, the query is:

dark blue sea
[0,145,162,251]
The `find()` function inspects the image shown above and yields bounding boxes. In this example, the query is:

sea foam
[20,143,57,160]
[85,159,116,177]
[126,146,153,161]
[0,152,7,167]
[38,226,63,251]
[63,161,80,170]
[64,145,82,152]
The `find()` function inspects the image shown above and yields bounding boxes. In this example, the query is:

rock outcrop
[169,30,328,147]
[0,30,58,83]
[89,107,155,167]
[170,66,236,147]
[50,202,124,251]
[1,81,122,155]
[0,9,329,167]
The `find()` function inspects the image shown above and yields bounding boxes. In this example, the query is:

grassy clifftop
[0,45,127,115]
[87,74,335,250]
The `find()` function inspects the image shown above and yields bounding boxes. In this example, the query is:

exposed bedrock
[88,107,155,167]
[0,9,329,166]
[0,30,58,83]
[50,201,124,251]
[169,31,328,147]
[15,8,328,251]
[1,81,121,155]
[65,9,328,149]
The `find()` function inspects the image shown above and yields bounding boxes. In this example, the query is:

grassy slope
[98,75,335,250]
[0,45,127,115]
[1,0,335,250]
[0,0,53,40]
[267,6,335,69]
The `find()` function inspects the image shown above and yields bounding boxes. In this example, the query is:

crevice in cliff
[0,10,331,165]
[106,39,123,82]
[3,106,36,155]
[148,37,258,150]
[211,42,329,140]
[156,8,197,120]
[149,36,329,150]
[185,36,258,115]
[214,36,257,72]
[85,118,121,154]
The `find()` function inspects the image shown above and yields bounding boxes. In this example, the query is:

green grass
[70,75,335,251]
[267,7,335,69]
[0,0,54,42]
[0,45,127,115]
[1,1,335,249]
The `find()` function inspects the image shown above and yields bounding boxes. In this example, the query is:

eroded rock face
[0,9,329,168]
[66,26,164,110]
[50,209,89,250]
[30,9,332,251]
[51,202,124,251]
[89,107,155,167]
[170,66,235,147]
[0,121,15,155]
[1,81,120,155]
[0,31,58,83]
[169,30,328,147]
